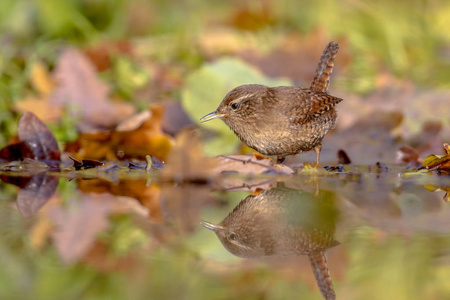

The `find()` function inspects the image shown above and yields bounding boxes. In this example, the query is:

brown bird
[201,41,342,164]
[201,183,339,300]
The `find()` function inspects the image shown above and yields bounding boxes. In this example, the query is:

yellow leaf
[31,62,54,95]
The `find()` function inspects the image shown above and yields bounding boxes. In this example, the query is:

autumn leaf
[18,112,61,161]
[69,156,104,170]
[112,104,172,161]
[13,62,62,124]
[50,47,135,132]
[0,112,61,163]
[162,129,216,181]
[66,104,172,161]
[419,143,450,174]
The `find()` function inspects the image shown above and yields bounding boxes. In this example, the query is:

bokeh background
[1,1,450,300]
[1,0,450,164]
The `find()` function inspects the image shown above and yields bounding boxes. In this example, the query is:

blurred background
[1,0,449,163]
[1,1,450,299]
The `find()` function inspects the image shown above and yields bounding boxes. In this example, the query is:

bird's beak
[200,111,226,123]
[200,220,223,232]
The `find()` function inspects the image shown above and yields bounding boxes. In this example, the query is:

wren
[201,183,339,300]
[201,41,342,164]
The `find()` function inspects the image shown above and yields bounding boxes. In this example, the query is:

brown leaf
[161,100,194,136]
[69,156,104,170]
[161,129,216,181]
[50,47,135,132]
[317,110,404,165]
[84,41,133,72]
[49,193,115,264]
[396,146,419,165]
[112,104,173,161]
[0,142,34,161]
[65,131,115,161]
[337,149,352,164]
[66,105,172,161]
[230,2,276,30]
[16,112,61,161]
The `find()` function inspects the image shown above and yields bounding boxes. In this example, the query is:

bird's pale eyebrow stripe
[233,94,252,103]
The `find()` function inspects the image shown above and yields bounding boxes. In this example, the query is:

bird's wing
[286,92,342,125]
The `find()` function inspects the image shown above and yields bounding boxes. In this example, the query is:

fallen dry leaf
[337,149,352,164]
[315,110,404,165]
[18,112,61,161]
[396,145,419,165]
[161,100,194,136]
[0,112,61,162]
[161,129,216,181]
[419,143,450,174]
[50,47,135,132]
[112,104,172,161]
[66,104,172,161]
[31,62,55,95]
[0,142,34,161]
[69,156,104,170]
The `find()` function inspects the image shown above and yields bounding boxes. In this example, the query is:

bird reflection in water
[201,183,339,300]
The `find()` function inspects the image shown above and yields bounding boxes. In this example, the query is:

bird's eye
[229,233,238,241]
[231,102,239,110]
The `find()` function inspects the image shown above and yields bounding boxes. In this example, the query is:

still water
[0,168,449,300]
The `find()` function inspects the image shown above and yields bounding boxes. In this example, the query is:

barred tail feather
[310,42,339,93]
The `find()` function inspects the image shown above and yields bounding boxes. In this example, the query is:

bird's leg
[314,145,322,165]
[277,156,285,164]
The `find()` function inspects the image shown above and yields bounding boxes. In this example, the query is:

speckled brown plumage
[201,41,342,164]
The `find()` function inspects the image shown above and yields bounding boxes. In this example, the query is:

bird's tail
[310,42,339,93]
[308,251,336,300]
